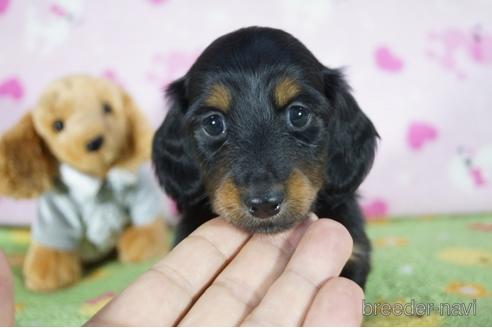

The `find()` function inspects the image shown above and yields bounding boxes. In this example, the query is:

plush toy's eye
[287,103,311,129]
[103,103,113,115]
[53,120,64,132]
[201,113,226,137]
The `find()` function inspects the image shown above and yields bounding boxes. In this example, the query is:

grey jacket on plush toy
[33,164,163,261]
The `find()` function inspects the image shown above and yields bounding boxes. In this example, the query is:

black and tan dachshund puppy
[152,26,378,288]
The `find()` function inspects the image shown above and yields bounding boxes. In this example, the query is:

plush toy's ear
[115,90,154,171]
[0,112,58,198]
[152,78,203,208]
[322,68,379,197]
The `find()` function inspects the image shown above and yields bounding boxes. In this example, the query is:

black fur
[152,27,378,288]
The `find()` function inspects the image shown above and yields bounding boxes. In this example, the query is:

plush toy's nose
[86,136,104,152]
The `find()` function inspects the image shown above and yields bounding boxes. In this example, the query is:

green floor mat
[1,214,491,326]
[364,215,492,326]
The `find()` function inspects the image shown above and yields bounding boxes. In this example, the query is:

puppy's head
[0,75,152,198]
[153,27,378,233]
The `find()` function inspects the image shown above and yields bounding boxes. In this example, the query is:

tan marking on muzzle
[286,169,319,214]
[212,178,243,222]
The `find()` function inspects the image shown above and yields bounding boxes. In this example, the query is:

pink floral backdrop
[1,0,491,225]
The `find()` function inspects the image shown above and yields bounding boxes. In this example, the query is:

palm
[87,216,363,326]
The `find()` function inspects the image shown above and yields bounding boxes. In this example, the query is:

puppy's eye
[287,104,311,129]
[103,103,112,115]
[201,113,226,137]
[53,120,64,132]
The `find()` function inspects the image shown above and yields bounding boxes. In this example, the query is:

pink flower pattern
[1,1,491,224]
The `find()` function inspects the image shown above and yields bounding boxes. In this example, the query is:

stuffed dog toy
[0,75,168,291]
[152,27,378,288]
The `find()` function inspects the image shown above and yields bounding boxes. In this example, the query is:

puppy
[152,27,378,287]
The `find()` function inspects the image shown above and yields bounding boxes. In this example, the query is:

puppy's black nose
[86,136,104,152]
[246,192,284,219]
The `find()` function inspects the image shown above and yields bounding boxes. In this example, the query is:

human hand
[86,215,363,326]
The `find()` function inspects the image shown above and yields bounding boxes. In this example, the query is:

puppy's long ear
[0,113,58,198]
[116,90,154,171]
[152,78,203,207]
[323,68,378,196]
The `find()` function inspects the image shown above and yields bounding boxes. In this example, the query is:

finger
[87,218,250,326]
[304,277,364,326]
[0,250,14,326]
[179,214,317,326]
[241,219,353,326]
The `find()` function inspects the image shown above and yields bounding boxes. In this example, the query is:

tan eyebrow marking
[204,83,231,112]
[274,77,301,108]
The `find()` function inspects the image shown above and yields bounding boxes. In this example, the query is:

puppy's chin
[225,211,310,234]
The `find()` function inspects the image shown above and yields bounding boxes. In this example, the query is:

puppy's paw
[23,243,81,292]
[117,218,169,263]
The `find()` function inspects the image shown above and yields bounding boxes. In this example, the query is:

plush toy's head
[0,75,152,198]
